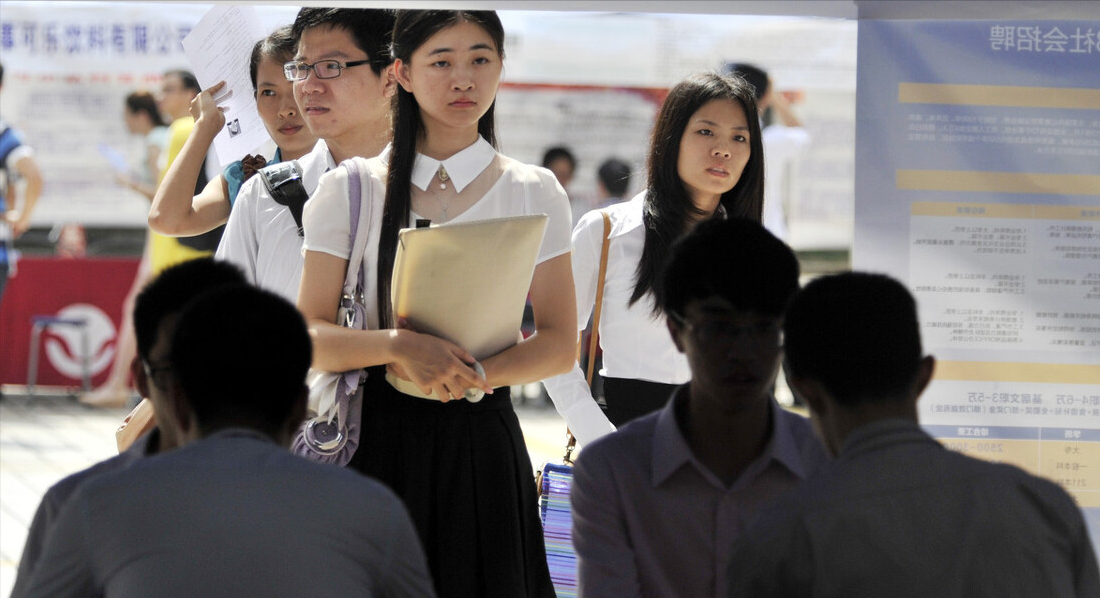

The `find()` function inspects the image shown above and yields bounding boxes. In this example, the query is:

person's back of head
[291,7,397,75]
[170,284,311,442]
[132,258,246,363]
[131,259,247,449]
[655,217,799,319]
[784,271,923,407]
[597,158,631,198]
[724,62,768,102]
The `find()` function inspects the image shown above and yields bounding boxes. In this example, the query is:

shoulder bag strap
[563,210,612,464]
[258,160,308,237]
[341,158,370,318]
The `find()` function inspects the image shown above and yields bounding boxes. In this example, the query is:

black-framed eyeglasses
[283,59,370,81]
[142,359,173,389]
[669,311,784,348]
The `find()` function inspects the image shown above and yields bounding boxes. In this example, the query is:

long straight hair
[377,10,505,328]
[631,72,764,313]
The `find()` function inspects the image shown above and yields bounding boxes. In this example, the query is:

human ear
[789,375,826,417]
[912,355,936,401]
[131,356,150,399]
[666,316,686,353]
[393,59,413,93]
[382,64,398,98]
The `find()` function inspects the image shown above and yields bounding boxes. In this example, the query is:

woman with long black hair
[544,71,765,444]
[298,10,571,597]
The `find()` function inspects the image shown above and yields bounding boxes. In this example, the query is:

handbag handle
[562,210,612,465]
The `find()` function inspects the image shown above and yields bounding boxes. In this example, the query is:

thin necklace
[429,168,453,221]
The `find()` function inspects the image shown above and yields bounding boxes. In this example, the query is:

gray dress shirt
[572,388,829,598]
[12,429,157,598]
[727,419,1100,598]
[21,429,436,598]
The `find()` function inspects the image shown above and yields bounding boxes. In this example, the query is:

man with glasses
[571,217,829,598]
[215,8,396,301]
[11,258,246,597]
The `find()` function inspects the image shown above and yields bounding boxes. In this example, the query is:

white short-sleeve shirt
[304,137,571,265]
[215,140,335,302]
[542,193,693,446]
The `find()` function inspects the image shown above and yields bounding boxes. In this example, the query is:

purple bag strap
[345,159,362,251]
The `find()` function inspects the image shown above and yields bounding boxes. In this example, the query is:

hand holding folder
[386,214,549,399]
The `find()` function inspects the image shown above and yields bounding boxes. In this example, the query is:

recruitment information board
[855,20,1100,549]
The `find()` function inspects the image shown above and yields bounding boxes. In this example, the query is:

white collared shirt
[215,139,336,302]
[409,136,495,193]
[542,192,692,446]
[303,136,571,266]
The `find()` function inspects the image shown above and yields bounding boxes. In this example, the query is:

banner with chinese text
[855,19,1100,551]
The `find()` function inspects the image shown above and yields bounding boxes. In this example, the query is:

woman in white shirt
[543,72,765,445]
[297,10,573,598]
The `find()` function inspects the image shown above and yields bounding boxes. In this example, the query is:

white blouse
[542,192,692,446]
[302,136,572,328]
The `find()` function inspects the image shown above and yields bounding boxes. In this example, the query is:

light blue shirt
[572,387,829,598]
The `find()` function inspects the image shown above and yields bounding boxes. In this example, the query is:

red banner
[1,257,139,387]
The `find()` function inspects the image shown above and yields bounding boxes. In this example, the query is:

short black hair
[0,62,5,86]
[655,217,799,319]
[249,25,297,92]
[163,69,200,94]
[541,146,576,170]
[170,285,311,436]
[125,90,166,128]
[597,158,632,197]
[724,62,769,101]
[291,8,397,76]
[784,272,923,406]
[132,259,247,361]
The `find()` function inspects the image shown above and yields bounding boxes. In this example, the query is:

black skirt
[349,368,554,598]
[602,376,679,427]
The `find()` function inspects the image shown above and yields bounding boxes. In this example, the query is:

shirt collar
[838,418,935,460]
[409,136,495,193]
[651,387,810,487]
[610,193,728,240]
[608,192,647,239]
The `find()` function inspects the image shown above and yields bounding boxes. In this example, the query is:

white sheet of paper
[181,5,270,167]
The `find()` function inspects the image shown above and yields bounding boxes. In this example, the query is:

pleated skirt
[349,368,555,598]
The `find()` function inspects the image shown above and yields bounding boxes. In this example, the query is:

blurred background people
[725,62,811,242]
[594,157,631,210]
[80,91,169,407]
[117,91,169,201]
[151,68,222,273]
[542,145,577,192]
[0,62,44,302]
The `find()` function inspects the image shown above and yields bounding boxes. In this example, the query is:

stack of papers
[539,462,577,597]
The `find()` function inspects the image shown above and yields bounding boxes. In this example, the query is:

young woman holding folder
[298,10,572,598]
[543,72,765,445]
